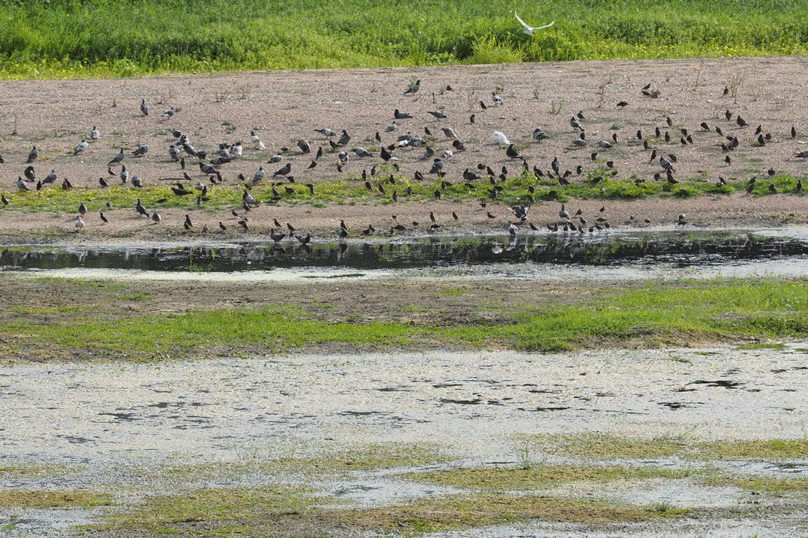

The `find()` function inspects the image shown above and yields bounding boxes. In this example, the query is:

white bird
[515,12,555,35]
[250,130,263,149]
[491,131,510,145]
[75,216,85,231]
[492,92,503,105]
[441,149,453,159]
[559,203,571,222]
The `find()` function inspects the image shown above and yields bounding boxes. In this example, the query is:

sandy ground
[2,57,808,242]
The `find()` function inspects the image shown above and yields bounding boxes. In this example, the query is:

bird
[267,153,282,164]
[161,107,175,119]
[353,147,372,158]
[26,146,39,163]
[559,203,571,222]
[297,139,311,154]
[140,98,149,116]
[151,211,162,224]
[42,170,57,185]
[135,198,148,217]
[315,128,334,138]
[491,131,510,145]
[1,194,8,206]
[253,166,266,184]
[441,127,457,139]
[514,12,554,34]
[428,110,447,119]
[90,126,100,140]
[78,202,87,215]
[551,156,560,176]
[243,189,258,206]
[270,229,286,244]
[16,177,30,191]
[99,211,108,224]
[132,144,149,157]
[570,115,584,131]
[337,130,351,146]
[74,216,85,231]
[108,148,125,165]
[120,165,129,184]
[274,163,292,176]
[532,128,549,141]
[491,91,503,105]
[131,176,143,188]
[794,150,808,158]
[297,233,312,245]
[404,79,420,95]
[184,214,193,228]
[505,144,522,159]
[74,138,89,155]
[394,109,413,119]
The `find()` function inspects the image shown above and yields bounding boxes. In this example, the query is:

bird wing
[515,12,554,33]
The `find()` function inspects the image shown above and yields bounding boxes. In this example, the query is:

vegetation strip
[2,0,808,79]
[3,277,807,358]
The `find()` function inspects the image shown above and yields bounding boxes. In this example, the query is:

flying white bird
[515,12,555,34]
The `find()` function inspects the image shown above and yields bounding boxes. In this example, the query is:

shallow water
[3,227,808,282]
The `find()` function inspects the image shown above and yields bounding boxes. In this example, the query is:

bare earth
[1,56,808,241]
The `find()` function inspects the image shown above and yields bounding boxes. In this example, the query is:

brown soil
[2,56,808,241]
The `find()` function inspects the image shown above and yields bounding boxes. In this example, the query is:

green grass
[1,0,808,79]
[4,278,808,358]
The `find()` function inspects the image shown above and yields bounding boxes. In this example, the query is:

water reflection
[2,229,808,272]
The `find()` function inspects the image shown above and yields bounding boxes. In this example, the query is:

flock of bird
[2,65,807,244]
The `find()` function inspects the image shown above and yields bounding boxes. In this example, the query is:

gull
[491,131,510,145]
[515,12,555,34]
[74,138,89,155]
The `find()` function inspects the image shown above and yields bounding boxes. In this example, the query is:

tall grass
[1,0,807,79]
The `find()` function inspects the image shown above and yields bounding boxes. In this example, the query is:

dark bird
[404,79,421,95]
[666,116,673,127]
[428,110,447,119]
[219,222,227,231]
[470,114,476,123]
[506,144,522,159]
[184,214,193,228]
[100,212,108,224]
[108,148,125,165]
[140,98,149,116]
[297,139,311,154]
[296,233,312,245]
[768,184,777,194]
[24,165,35,181]
[337,130,351,146]
[394,109,413,119]
[274,163,292,176]
[700,122,710,131]
[725,110,732,121]
[617,101,628,108]
[1,194,8,206]
[715,126,723,136]
[792,126,797,139]
[737,115,749,127]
